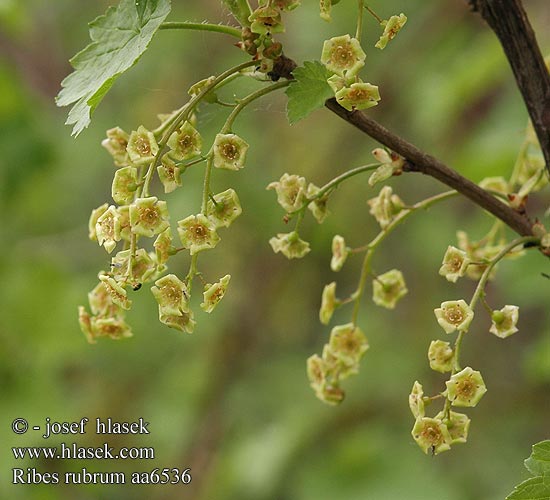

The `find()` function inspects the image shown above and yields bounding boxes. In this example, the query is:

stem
[365,5,383,24]
[356,0,365,40]
[221,80,290,133]
[351,190,458,324]
[288,163,381,217]
[201,155,214,213]
[159,22,241,38]
[139,60,256,198]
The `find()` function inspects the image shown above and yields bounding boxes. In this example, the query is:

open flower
[434,300,474,334]
[319,282,337,325]
[306,183,330,223]
[157,156,182,194]
[95,205,122,253]
[177,214,220,255]
[269,231,310,259]
[153,227,173,265]
[439,245,470,283]
[267,173,307,213]
[335,82,380,111]
[127,126,158,166]
[159,309,195,334]
[307,354,327,392]
[489,305,519,338]
[249,6,284,35]
[167,121,202,161]
[372,269,408,309]
[213,133,249,170]
[201,275,231,313]
[375,14,408,50]
[89,203,109,241]
[129,197,170,237]
[428,340,454,373]
[111,166,138,205]
[327,323,369,367]
[367,186,404,229]
[88,315,133,342]
[435,411,470,445]
[99,274,131,310]
[445,366,487,407]
[101,127,129,166]
[331,235,349,271]
[151,274,189,316]
[411,417,452,455]
[111,248,157,285]
[321,34,366,77]
[207,188,242,228]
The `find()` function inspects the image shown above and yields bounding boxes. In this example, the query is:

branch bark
[468,0,550,174]
[325,98,534,237]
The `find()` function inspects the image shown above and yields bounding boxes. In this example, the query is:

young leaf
[286,61,333,125]
[56,0,171,137]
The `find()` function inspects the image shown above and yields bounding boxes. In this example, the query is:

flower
[330,235,348,272]
[111,166,138,205]
[201,275,231,313]
[428,340,454,373]
[167,121,202,161]
[438,245,471,283]
[88,315,133,342]
[319,0,332,22]
[327,323,369,367]
[206,188,242,228]
[435,411,470,445]
[489,305,519,338]
[335,82,380,111]
[101,127,129,166]
[157,156,182,194]
[267,0,300,12]
[306,183,330,223]
[151,274,189,316]
[129,197,170,237]
[372,269,408,309]
[99,274,132,310]
[411,417,452,455]
[153,227,173,265]
[434,300,474,334]
[89,203,109,241]
[321,34,366,77]
[126,126,159,166]
[409,381,425,418]
[267,173,307,213]
[95,205,122,253]
[319,282,337,325]
[367,186,404,229]
[110,248,157,285]
[177,214,220,255]
[307,354,326,392]
[159,309,195,333]
[117,205,132,241]
[269,232,310,259]
[445,366,487,407]
[375,14,407,50]
[213,133,249,170]
[249,6,284,35]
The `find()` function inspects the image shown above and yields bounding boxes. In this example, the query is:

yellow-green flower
[335,82,380,111]
[127,125,158,166]
[111,166,138,205]
[330,235,348,272]
[408,381,425,418]
[411,417,452,455]
[153,227,173,265]
[151,274,189,316]
[99,274,132,310]
[372,269,408,309]
[157,156,182,194]
[439,245,471,283]
[434,300,474,334]
[327,323,369,367]
[428,340,454,373]
[96,205,122,253]
[375,14,407,50]
[167,121,202,161]
[207,189,242,228]
[201,275,231,313]
[319,282,337,325]
[435,410,470,445]
[321,34,366,77]
[177,214,220,255]
[129,197,170,237]
[267,173,307,213]
[445,367,487,407]
[269,231,310,259]
[89,203,109,241]
[101,127,129,166]
[159,309,195,333]
[367,186,404,229]
[489,305,519,338]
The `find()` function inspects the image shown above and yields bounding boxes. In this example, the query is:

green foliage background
[1,0,549,498]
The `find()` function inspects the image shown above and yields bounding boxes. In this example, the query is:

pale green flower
[428,340,454,373]
[201,275,231,313]
[335,82,380,111]
[409,381,425,418]
[445,367,487,407]
[167,121,202,161]
[434,300,474,334]
[319,282,337,325]
[96,205,122,253]
[435,411,470,445]
[89,203,109,241]
[177,214,220,255]
[101,127,129,166]
[207,188,242,228]
[489,305,519,338]
[375,14,407,50]
[306,183,330,223]
[153,227,173,266]
[372,269,408,309]
[99,274,131,310]
[127,125,159,166]
[112,166,138,205]
[330,235,348,272]
[439,245,471,283]
[269,232,310,259]
[157,156,182,194]
[267,173,307,213]
[151,274,189,316]
[129,197,170,238]
[411,417,452,455]
[327,323,369,367]
[367,186,404,229]
[321,34,366,77]
[213,133,249,171]
[159,309,195,333]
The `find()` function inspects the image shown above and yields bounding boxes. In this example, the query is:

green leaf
[285,61,333,125]
[56,0,171,136]
[525,441,550,476]
[506,476,550,500]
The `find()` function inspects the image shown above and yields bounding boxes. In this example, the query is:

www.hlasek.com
[11,417,191,485]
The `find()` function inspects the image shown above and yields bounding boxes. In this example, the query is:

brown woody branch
[468,0,550,175]
[324,98,533,237]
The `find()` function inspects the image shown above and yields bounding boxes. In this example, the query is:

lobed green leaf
[285,61,333,125]
[56,0,171,136]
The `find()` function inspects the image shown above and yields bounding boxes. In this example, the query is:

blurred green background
[1,0,549,498]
